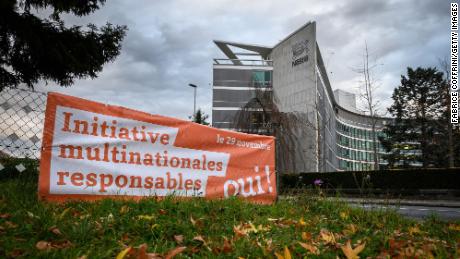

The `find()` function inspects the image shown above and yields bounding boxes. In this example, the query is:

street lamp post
[188,83,197,119]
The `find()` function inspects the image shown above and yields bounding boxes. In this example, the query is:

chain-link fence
[0,87,47,159]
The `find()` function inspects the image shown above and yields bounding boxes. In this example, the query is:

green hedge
[280,169,460,190]
[0,157,39,180]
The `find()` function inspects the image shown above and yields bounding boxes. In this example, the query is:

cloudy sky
[36,0,451,119]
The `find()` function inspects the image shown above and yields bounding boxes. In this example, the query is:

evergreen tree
[192,108,210,125]
[0,0,127,90]
[381,67,451,168]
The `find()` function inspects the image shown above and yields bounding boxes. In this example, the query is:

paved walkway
[327,197,460,208]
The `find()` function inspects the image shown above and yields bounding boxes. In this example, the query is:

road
[350,203,460,221]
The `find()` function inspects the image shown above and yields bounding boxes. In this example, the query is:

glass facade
[212,66,273,133]
[335,120,388,171]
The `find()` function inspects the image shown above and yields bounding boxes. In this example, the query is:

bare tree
[353,42,383,170]
[438,57,456,168]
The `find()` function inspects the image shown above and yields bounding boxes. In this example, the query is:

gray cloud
[35,0,451,119]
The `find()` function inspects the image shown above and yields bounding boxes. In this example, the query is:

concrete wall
[270,22,318,173]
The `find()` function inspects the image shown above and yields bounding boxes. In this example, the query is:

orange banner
[39,93,276,204]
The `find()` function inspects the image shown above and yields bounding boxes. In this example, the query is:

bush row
[0,157,39,180]
[280,169,460,191]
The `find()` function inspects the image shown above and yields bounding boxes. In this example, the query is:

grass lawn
[0,171,459,258]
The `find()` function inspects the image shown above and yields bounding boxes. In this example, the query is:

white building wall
[269,22,318,172]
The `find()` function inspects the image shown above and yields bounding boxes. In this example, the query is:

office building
[212,21,391,172]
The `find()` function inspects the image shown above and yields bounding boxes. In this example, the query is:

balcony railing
[213,59,273,66]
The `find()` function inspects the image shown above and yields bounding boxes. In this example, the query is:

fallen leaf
[233,225,247,237]
[174,235,184,244]
[213,237,233,254]
[301,232,312,241]
[36,241,51,251]
[340,240,365,259]
[121,233,130,242]
[222,238,233,253]
[9,249,24,257]
[193,235,212,251]
[298,217,307,226]
[120,205,130,214]
[158,209,168,215]
[320,229,336,245]
[298,241,319,255]
[147,253,162,259]
[284,248,292,259]
[448,223,460,231]
[408,226,421,236]
[343,224,358,236]
[0,213,11,219]
[52,240,73,249]
[49,226,62,236]
[138,215,155,221]
[164,246,186,259]
[137,243,148,259]
[115,247,132,259]
[190,216,204,228]
[5,221,17,229]
[340,211,349,220]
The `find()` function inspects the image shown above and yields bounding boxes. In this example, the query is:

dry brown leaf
[320,229,336,245]
[298,241,319,255]
[158,209,168,215]
[284,246,292,259]
[233,225,248,237]
[448,223,460,231]
[174,235,184,244]
[146,253,162,259]
[343,224,358,236]
[340,240,365,259]
[192,235,212,251]
[137,243,149,259]
[121,233,130,242]
[0,213,11,219]
[164,246,186,259]
[298,217,307,226]
[9,249,24,257]
[120,205,130,214]
[222,238,233,253]
[340,211,349,220]
[49,226,62,236]
[301,232,312,241]
[408,226,421,236]
[212,237,233,254]
[36,241,51,251]
[5,221,17,229]
[190,216,204,228]
[275,246,292,259]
